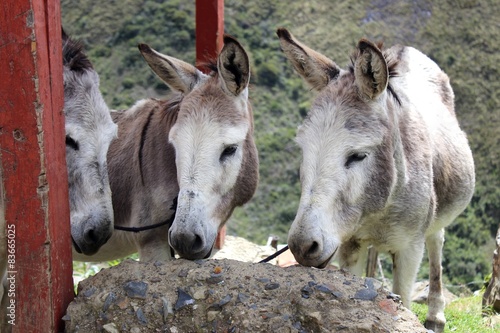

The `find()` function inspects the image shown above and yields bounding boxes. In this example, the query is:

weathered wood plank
[0,0,74,331]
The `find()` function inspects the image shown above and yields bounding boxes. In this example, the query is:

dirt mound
[64,259,427,332]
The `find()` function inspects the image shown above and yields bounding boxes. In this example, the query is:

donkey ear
[277,28,340,91]
[217,35,250,96]
[354,39,389,100]
[138,44,205,94]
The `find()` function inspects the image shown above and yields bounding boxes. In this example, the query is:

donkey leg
[137,228,174,262]
[424,228,446,333]
[338,238,369,277]
[392,240,425,308]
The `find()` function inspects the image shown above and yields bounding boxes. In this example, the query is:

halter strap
[114,218,173,232]
[114,197,177,233]
[113,196,288,263]
[259,245,289,263]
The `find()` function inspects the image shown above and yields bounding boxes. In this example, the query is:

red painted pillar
[196,0,224,73]
[0,0,74,332]
[196,0,226,248]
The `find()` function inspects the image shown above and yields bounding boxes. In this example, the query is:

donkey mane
[201,60,219,74]
[348,43,403,106]
[137,93,183,186]
[62,29,93,72]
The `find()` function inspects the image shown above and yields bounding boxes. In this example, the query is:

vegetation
[412,294,500,332]
[62,0,499,291]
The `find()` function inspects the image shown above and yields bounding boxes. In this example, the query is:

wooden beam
[0,0,74,332]
[195,0,224,73]
[366,247,379,278]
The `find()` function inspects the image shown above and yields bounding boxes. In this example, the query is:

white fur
[168,95,250,259]
[64,66,117,256]
[279,29,474,333]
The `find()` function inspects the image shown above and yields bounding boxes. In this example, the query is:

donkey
[277,28,474,332]
[62,30,118,256]
[72,35,258,262]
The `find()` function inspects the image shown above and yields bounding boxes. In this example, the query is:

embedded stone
[353,288,378,301]
[123,281,148,299]
[174,288,195,311]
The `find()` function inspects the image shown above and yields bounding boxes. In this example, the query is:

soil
[64,256,428,333]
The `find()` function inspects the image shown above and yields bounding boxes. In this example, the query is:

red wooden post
[196,0,226,249]
[196,0,224,74]
[0,0,74,332]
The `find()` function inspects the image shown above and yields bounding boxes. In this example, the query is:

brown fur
[109,98,180,226]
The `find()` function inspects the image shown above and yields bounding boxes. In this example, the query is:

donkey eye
[65,135,79,151]
[345,152,367,168]
[220,145,237,162]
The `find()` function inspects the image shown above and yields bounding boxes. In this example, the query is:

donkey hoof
[424,319,445,333]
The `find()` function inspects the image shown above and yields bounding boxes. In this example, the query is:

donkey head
[138,36,258,260]
[278,28,396,268]
[62,31,118,256]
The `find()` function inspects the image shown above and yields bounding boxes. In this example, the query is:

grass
[72,255,138,293]
[411,294,500,333]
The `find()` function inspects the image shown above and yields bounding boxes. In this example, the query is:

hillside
[61,0,499,289]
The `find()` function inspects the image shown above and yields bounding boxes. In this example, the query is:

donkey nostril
[192,234,203,251]
[306,241,320,256]
[85,229,97,243]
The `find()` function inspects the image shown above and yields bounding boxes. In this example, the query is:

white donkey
[277,28,474,332]
[61,30,118,256]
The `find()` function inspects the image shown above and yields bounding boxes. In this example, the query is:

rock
[379,299,398,315]
[135,307,147,324]
[65,259,428,332]
[264,282,280,290]
[212,235,277,263]
[123,281,148,299]
[206,273,224,284]
[102,292,117,311]
[174,288,195,311]
[81,286,97,297]
[192,286,208,300]
[208,294,232,310]
[353,288,378,301]
[483,226,500,312]
[161,296,173,321]
[102,323,119,333]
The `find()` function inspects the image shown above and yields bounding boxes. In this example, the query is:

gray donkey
[62,30,117,256]
[278,28,474,332]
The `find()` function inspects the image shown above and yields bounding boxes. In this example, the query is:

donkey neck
[137,98,179,186]
[384,93,408,203]
[108,97,180,228]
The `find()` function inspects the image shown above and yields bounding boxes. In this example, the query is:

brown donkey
[278,28,474,332]
[72,35,258,263]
